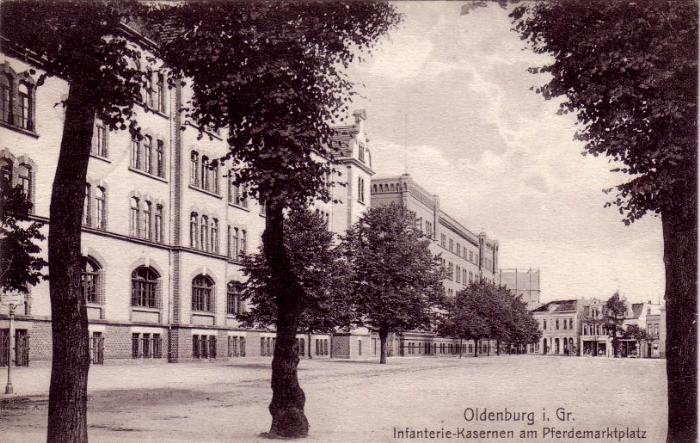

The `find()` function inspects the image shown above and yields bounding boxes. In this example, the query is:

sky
[345,2,665,304]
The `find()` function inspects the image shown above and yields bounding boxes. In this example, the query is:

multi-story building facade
[498,268,541,310]
[370,173,500,355]
[0,26,375,365]
[531,299,581,355]
[531,297,666,358]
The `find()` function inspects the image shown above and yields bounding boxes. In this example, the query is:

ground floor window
[227,336,246,357]
[132,333,163,359]
[260,337,275,357]
[296,338,305,356]
[193,335,216,359]
[0,329,29,367]
[315,338,329,356]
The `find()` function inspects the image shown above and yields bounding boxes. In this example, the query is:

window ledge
[128,167,168,183]
[191,311,215,316]
[90,153,111,164]
[0,121,39,138]
[131,306,161,312]
[189,184,222,199]
[228,202,250,212]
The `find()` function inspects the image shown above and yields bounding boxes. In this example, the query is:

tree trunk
[474,339,478,357]
[496,339,500,356]
[663,214,697,443]
[307,332,312,360]
[379,329,388,364]
[264,201,308,438]
[47,83,95,443]
[459,338,462,359]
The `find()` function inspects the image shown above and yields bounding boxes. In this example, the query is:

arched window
[0,74,12,124]
[131,136,141,169]
[142,200,152,240]
[83,183,92,226]
[210,161,219,194]
[200,215,209,251]
[189,212,198,248]
[92,119,108,158]
[211,218,219,254]
[0,158,12,186]
[81,257,102,304]
[192,275,214,312]
[227,281,243,315]
[18,82,32,130]
[17,163,31,203]
[229,226,240,259]
[190,151,199,186]
[154,205,163,243]
[143,135,153,174]
[240,230,247,256]
[129,197,139,236]
[201,156,210,190]
[131,266,159,308]
[156,140,164,177]
[95,187,106,230]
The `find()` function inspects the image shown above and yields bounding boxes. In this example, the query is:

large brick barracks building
[0,24,500,366]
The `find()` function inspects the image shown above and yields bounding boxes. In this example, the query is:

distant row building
[529,298,665,358]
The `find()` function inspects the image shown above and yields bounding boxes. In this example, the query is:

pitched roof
[532,299,578,313]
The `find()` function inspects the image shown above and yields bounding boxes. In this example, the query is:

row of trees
[240,203,541,363]
[437,282,541,357]
[240,203,445,365]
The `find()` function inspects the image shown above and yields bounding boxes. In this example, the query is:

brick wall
[29,320,52,361]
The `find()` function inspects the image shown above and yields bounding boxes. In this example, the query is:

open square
[0,355,666,442]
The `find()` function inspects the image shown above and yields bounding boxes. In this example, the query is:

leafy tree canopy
[343,203,445,334]
[148,1,401,209]
[0,181,46,294]
[238,209,353,333]
[510,0,697,225]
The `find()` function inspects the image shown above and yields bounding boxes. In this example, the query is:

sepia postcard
[0,1,695,442]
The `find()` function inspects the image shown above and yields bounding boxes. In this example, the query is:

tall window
[201,156,210,190]
[190,212,198,248]
[154,205,163,243]
[240,230,247,256]
[18,163,31,201]
[156,140,164,177]
[17,82,31,130]
[142,201,152,240]
[358,143,365,162]
[145,69,154,109]
[83,183,92,226]
[229,226,240,259]
[92,120,108,158]
[211,218,219,254]
[192,275,214,312]
[156,72,166,113]
[358,177,365,202]
[227,282,243,315]
[190,151,199,186]
[131,136,141,169]
[229,181,247,207]
[131,266,159,308]
[81,257,101,304]
[0,74,11,124]
[143,135,153,174]
[129,197,139,236]
[0,158,12,185]
[95,187,106,230]
[210,162,219,194]
[200,215,209,251]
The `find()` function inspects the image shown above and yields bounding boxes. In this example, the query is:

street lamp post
[5,302,16,395]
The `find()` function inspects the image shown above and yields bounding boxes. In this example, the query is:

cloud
[349,2,664,303]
